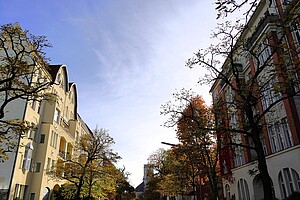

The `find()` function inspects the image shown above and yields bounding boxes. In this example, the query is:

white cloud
[70,0,217,186]
[1,0,217,187]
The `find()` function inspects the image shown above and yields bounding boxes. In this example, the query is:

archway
[253,175,264,200]
[42,187,50,200]
[51,184,60,200]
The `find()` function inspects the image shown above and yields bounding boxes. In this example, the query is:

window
[51,160,55,171]
[258,39,271,65]
[279,168,300,199]
[28,123,36,139]
[37,102,42,114]
[35,162,41,172]
[22,143,33,171]
[50,131,58,148]
[237,179,250,200]
[213,89,219,101]
[34,130,39,143]
[234,146,244,167]
[30,100,36,110]
[284,168,295,194]
[40,134,45,143]
[28,124,39,142]
[57,73,61,84]
[279,171,288,199]
[275,122,284,150]
[30,193,35,200]
[61,79,64,88]
[260,137,268,155]
[225,184,231,200]
[66,106,69,119]
[281,117,293,148]
[268,117,293,153]
[292,21,300,47]
[75,131,79,141]
[292,169,300,191]
[13,184,28,200]
[46,157,51,172]
[54,108,60,123]
[229,113,238,129]
[268,125,280,153]
[261,77,281,110]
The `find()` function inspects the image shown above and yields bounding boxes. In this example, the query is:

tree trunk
[75,178,84,200]
[246,104,274,199]
[252,131,274,200]
[204,149,220,200]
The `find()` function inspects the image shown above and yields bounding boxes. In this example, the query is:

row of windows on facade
[13,184,50,200]
[231,115,293,168]
[26,126,55,145]
[21,133,72,171]
[21,143,61,173]
[54,106,74,124]
[224,168,300,200]
[213,22,300,102]
[30,98,75,127]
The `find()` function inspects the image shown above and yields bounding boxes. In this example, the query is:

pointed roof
[135,182,145,192]
[48,64,62,83]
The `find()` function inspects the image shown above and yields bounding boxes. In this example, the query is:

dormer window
[57,74,61,84]
[54,108,61,123]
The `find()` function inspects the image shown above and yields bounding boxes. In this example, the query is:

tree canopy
[54,127,121,200]
[0,23,52,161]
[185,0,300,199]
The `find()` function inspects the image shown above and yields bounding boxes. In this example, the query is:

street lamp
[161,141,178,147]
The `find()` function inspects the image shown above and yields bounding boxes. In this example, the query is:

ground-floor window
[278,168,300,199]
[30,193,35,200]
[237,179,250,200]
[225,184,230,200]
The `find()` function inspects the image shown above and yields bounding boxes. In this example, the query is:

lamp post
[161,141,178,147]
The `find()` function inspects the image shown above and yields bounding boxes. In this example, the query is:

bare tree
[186,1,300,199]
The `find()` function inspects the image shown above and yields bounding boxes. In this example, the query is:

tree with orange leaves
[161,88,222,200]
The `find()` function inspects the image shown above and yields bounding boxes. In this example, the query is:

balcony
[59,150,66,159]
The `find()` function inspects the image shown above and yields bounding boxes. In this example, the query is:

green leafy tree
[54,184,77,200]
[143,176,162,200]
[0,23,52,161]
[54,127,120,200]
[115,168,136,200]
[147,148,193,199]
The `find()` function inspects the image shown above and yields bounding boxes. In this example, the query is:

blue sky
[1,0,217,186]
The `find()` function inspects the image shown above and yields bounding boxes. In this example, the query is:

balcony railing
[59,150,66,159]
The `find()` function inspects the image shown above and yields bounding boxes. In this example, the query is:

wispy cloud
[1,0,217,186]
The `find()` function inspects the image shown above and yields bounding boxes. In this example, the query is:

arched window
[42,187,50,200]
[22,143,33,171]
[279,168,300,199]
[57,74,61,84]
[237,179,250,200]
[225,184,231,200]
